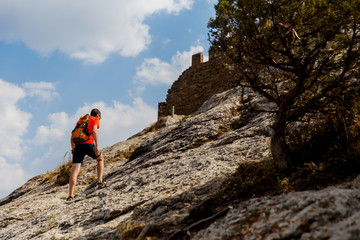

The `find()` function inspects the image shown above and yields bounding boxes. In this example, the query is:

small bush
[230,110,257,130]
[55,160,72,186]
[287,107,360,185]
[41,172,56,183]
[117,222,163,240]
[218,125,229,133]
[108,145,137,163]
[230,105,241,116]
[181,115,195,122]
[190,139,211,149]
[117,221,143,240]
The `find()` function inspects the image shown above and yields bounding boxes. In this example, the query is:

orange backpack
[71,114,91,143]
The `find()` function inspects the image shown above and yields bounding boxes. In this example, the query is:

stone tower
[158,51,238,119]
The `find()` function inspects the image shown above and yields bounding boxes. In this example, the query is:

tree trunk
[270,128,289,169]
[270,110,289,170]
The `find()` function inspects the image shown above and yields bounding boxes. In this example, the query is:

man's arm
[71,136,75,153]
[92,124,100,155]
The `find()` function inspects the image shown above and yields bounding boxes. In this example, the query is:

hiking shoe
[97,181,107,188]
[66,196,74,201]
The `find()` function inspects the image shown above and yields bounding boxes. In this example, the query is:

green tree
[208,0,360,168]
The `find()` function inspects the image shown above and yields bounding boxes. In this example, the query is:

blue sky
[0,0,216,198]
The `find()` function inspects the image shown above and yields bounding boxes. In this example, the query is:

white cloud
[22,81,59,102]
[134,45,205,85]
[0,157,28,198]
[0,79,59,158]
[206,0,218,4]
[0,79,31,198]
[163,38,171,45]
[0,0,194,64]
[135,58,176,85]
[32,112,72,145]
[0,79,32,160]
[0,78,66,198]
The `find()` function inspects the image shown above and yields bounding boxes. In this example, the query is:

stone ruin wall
[158,52,239,119]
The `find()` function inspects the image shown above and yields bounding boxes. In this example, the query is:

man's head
[90,108,101,119]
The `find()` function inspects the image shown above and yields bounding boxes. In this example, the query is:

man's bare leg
[96,155,104,183]
[69,163,81,198]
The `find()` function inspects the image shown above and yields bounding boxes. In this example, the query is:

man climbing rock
[67,108,105,201]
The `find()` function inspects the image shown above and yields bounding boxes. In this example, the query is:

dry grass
[54,159,72,186]
[229,104,242,116]
[117,221,161,240]
[108,145,137,163]
[41,172,57,183]
[181,115,195,122]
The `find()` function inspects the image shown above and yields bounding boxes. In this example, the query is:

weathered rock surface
[0,87,359,239]
[194,176,360,240]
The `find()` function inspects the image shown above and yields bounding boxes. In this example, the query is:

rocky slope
[0,87,359,240]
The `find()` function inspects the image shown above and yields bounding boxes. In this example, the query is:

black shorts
[73,144,101,164]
